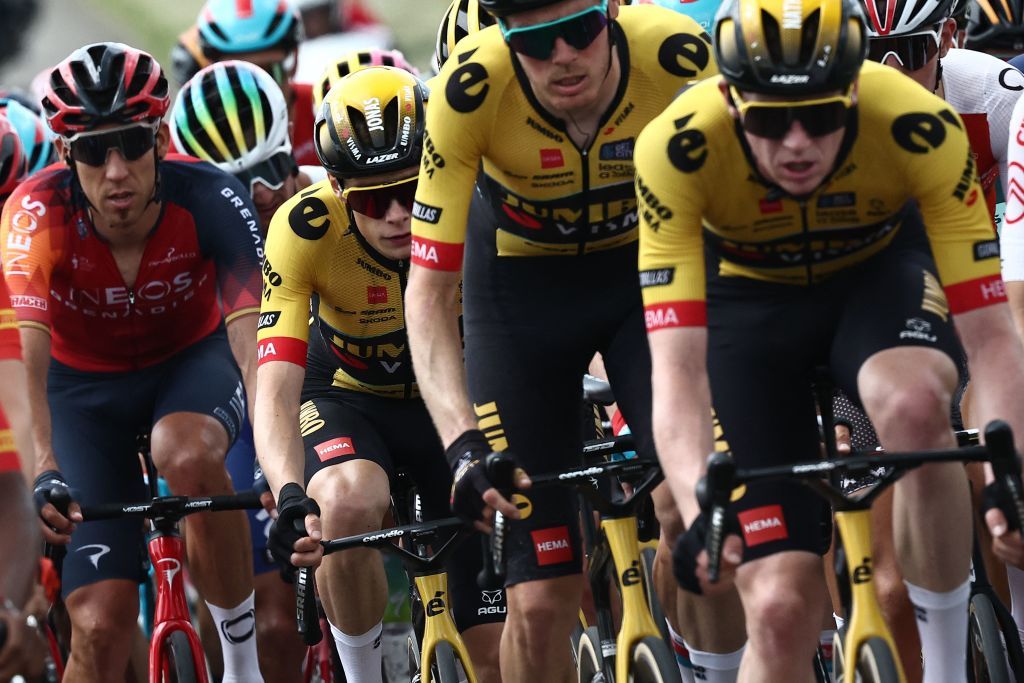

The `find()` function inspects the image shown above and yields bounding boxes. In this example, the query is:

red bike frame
[148,533,209,682]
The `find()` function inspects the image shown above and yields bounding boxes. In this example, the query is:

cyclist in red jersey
[0,260,46,682]
[0,43,265,682]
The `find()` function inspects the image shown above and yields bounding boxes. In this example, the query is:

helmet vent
[801,9,822,62]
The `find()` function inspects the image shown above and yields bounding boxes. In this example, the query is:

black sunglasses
[341,176,418,219]
[499,1,610,60]
[867,30,941,71]
[67,124,157,167]
[730,86,854,140]
[235,151,297,197]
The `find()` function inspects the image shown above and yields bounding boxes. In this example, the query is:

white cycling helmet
[861,0,955,35]
[171,60,294,186]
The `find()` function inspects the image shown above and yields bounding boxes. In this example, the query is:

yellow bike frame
[414,571,479,683]
[834,509,907,682]
[603,516,663,682]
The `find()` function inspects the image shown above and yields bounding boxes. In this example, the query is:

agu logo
[314,437,356,462]
[737,505,788,547]
[531,526,573,566]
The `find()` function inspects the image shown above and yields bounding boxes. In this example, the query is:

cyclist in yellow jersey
[406,1,728,680]
[254,67,504,683]
[636,0,1024,678]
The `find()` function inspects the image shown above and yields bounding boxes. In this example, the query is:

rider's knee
[652,484,684,542]
[861,368,953,436]
[67,583,139,653]
[151,416,231,493]
[742,566,824,650]
[313,464,390,535]
[507,577,583,640]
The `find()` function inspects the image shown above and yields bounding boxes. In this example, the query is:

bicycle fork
[834,510,907,682]
[413,571,478,683]
[604,516,663,683]
[148,532,210,683]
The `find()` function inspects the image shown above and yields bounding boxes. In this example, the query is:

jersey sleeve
[906,105,1006,311]
[196,174,264,322]
[410,43,492,272]
[256,192,318,367]
[634,107,710,330]
[0,185,57,331]
[1002,96,1024,282]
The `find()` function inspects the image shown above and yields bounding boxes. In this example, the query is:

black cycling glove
[268,483,321,567]
[672,510,741,595]
[32,470,71,517]
[446,429,512,523]
[981,480,1022,532]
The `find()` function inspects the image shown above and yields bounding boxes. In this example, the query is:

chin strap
[933,59,943,94]
[146,148,162,208]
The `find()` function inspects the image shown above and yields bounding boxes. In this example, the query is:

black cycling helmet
[478,0,562,18]
[716,0,869,95]
[967,0,1024,52]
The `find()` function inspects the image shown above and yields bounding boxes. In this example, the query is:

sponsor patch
[974,239,999,261]
[531,526,573,566]
[367,286,388,304]
[314,437,356,461]
[737,505,788,547]
[257,311,280,330]
[599,137,635,161]
[759,198,783,214]
[639,268,674,288]
[817,192,856,209]
[11,294,46,310]
[412,201,442,224]
[540,148,565,169]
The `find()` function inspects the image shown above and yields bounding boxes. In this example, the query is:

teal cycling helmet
[635,0,722,30]
[198,0,303,57]
[0,98,56,175]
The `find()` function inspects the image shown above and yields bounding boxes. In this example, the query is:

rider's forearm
[253,362,306,500]
[0,359,36,484]
[1005,282,1024,344]
[406,266,478,448]
[18,328,55,474]
[649,327,715,526]
[226,312,259,424]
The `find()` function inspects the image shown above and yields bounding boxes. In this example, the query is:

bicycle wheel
[852,637,900,683]
[969,593,1011,683]
[577,625,607,683]
[431,640,461,683]
[630,636,682,683]
[165,630,201,683]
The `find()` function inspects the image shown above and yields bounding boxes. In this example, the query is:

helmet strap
[146,147,162,208]
[933,59,944,94]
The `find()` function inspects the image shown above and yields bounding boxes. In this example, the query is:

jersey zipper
[578,147,590,257]
[398,260,412,400]
[799,200,812,285]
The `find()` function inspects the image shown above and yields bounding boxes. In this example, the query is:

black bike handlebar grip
[476,533,501,589]
[701,452,736,584]
[986,420,1024,532]
[48,486,71,517]
[295,566,322,646]
[484,453,516,494]
[0,619,6,651]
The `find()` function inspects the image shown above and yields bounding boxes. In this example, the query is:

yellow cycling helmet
[715,0,868,95]
[314,66,426,179]
[312,48,419,114]
[433,0,497,72]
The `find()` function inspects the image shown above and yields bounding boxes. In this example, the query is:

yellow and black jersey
[636,61,1006,330]
[258,179,460,398]
[411,4,718,270]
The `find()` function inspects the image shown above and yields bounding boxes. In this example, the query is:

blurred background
[0,0,452,90]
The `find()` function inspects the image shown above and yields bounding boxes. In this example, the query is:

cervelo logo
[157,557,182,589]
[364,527,406,543]
[737,505,788,547]
[531,526,573,566]
[314,436,356,461]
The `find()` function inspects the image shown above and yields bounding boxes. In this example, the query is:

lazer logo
[367,153,400,164]
[769,73,808,84]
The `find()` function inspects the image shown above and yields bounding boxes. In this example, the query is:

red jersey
[0,266,21,472]
[292,82,317,167]
[0,157,263,372]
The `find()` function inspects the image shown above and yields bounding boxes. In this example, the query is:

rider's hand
[982,481,1024,567]
[0,602,47,681]
[834,422,852,455]
[446,429,531,533]
[32,469,82,545]
[268,483,322,568]
[672,512,743,596]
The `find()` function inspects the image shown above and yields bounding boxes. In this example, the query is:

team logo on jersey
[657,32,712,78]
[446,49,489,113]
[367,286,388,304]
[759,198,783,214]
[288,196,331,240]
[737,505,788,547]
[257,311,280,330]
[974,239,999,261]
[314,437,356,462]
[599,138,634,161]
[817,192,856,209]
[892,109,960,154]
[540,149,565,169]
[412,201,442,224]
[531,526,573,566]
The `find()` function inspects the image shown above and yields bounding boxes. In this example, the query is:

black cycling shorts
[707,215,962,562]
[462,192,657,586]
[298,382,506,630]
[49,328,244,597]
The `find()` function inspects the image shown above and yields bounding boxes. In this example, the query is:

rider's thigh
[735,551,827,652]
[150,411,231,491]
[651,481,683,542]
[306,457,391,535]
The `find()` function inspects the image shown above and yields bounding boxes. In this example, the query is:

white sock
[1007,563,1024,645]
[666,620,696,683]
[685,641,745,683]
[905,578,970,683]
[205,592,263,683]
[330,620,383,683]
